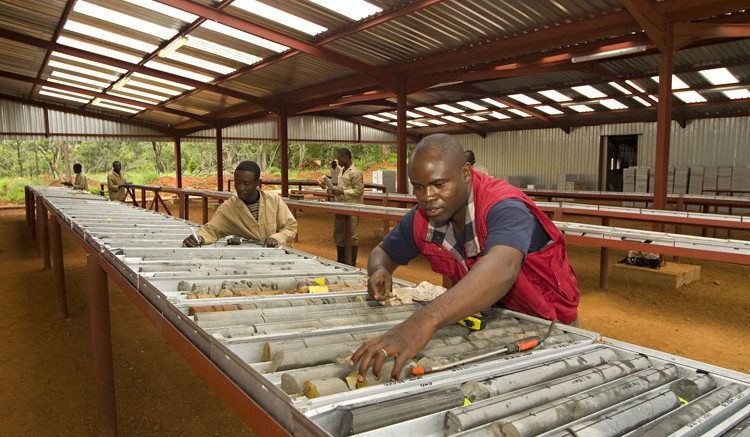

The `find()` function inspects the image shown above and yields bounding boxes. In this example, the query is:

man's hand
[367,268,393,301]
[264,236,280,247]
[182,235,203,247]
[348,317,435,382]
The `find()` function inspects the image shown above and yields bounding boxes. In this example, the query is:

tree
[151,141,166,173]
[15,140,24,177]
[35,141,64,180]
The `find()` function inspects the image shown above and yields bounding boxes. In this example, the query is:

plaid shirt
[423,184,482,272]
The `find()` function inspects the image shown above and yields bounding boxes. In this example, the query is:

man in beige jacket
[63,163,89,191]
[182,161,297,248]
[107,160,129,201]
[331,148,364,265]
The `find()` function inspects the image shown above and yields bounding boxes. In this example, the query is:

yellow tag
[458,315,484,330]
[312,277,326,285]
[678,396,688,405]
[308,285,329,293]
[463,398,472,406]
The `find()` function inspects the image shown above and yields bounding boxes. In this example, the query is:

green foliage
[0,140,400,203]
[0,177,47,203]
[129,170,167,185]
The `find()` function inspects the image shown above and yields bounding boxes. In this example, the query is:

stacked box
[635,167,650,192]
[718,166,733,193]
[731,165,749,190]
[673,167,690,194]
[506,176,525,187]
[688,166,704,195]
[703,166,718,194]
[648,167,675,194]
[667,166,675,193]
[381,170,396,193]
[372,170,396,193]
[557,174,578,191]
[622,167,636,193]
[634,167,650,207]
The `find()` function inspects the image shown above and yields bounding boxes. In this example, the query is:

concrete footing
[611,262,701,289]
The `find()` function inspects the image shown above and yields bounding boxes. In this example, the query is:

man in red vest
[349,133,579,382]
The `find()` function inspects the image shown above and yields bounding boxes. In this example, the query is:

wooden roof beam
[620,0,670,52]
[673,23,750,49]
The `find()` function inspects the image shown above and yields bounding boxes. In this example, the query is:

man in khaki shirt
[182,161,297,248]
[107,161,129,201]
[63,163,89,191]
[331,148,364,265]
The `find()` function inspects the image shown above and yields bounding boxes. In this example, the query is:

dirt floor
[1,193,748,436]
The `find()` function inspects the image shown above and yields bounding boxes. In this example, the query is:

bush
[0,177,48,204]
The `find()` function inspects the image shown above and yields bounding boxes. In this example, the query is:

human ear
[462,162,472,182]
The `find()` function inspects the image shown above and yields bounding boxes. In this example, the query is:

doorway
[600,135,638,191]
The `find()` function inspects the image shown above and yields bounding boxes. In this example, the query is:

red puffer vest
[413,170,579,323]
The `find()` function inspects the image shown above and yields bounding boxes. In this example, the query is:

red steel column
[278,107,289,198]
[396,77,408,194]
[87,253,118,437]
[653,25,674,212]
[49,216,68,318]
[174,137,182,189]
[216,128,224,192]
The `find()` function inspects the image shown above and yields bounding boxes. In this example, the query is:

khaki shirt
[335,165,364,204]
[107,171,127,201]
[196,191,297,247]
[331,166,341,185]
[73,173,89,191]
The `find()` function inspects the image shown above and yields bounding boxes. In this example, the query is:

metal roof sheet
[0,0,747,139]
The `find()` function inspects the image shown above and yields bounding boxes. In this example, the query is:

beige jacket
[107,171,127,201]
[335,165,364,204]
[196,191,297,246]
[73,173,89,191]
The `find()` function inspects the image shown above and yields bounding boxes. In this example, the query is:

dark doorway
[600,135,638,191]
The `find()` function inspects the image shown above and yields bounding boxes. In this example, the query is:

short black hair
[337,148,352,159]
[411,134,466,173]
[73,163,82,172]
[235,160,261,180]
[465,150,476,164]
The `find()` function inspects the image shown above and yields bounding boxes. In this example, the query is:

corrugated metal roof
[0,0,747,140]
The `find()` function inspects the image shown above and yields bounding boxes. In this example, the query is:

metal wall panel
[457,117,750,190]
[46,110,166,141]
[196,116,396,144]
[0,100,46,139]
[0,100,167,141]
[219,121,278,141]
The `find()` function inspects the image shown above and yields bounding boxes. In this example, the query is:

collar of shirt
[423,182,481,265]
[241,188,261,206]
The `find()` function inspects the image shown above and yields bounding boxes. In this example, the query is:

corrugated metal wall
[187,116,397,144]
[0,100,46,139]
[3,96,747,186]
[458,117,750,190]
[0,100,167,141]
[47,111,166,141]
